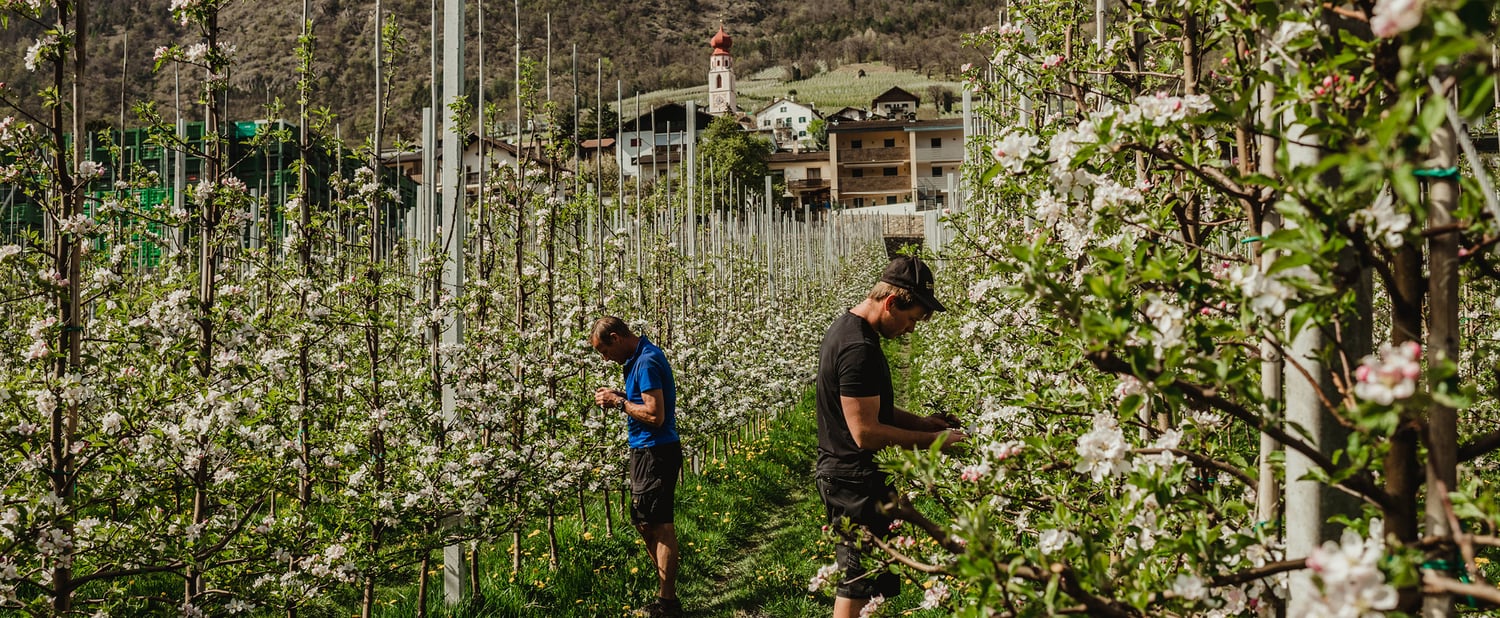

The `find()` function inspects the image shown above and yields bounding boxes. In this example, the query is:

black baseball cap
[880,256,946,312]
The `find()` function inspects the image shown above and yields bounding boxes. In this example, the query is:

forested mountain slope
[0,0,993,140]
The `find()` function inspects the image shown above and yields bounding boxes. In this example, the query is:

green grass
[376,390,949,617]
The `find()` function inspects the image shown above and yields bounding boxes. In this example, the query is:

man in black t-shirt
[814,256,965,618]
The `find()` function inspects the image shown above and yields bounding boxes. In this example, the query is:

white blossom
[1348,194,1410,248]
[1038,528,1078,555]
[1075,413,1132,481]
[1300,520,1397,616]
[1172,573,1207,601]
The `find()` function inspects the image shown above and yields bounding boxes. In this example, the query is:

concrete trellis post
[1282,115,1366,612]
[439,0,468,604]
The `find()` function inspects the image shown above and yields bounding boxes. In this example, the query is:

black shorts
[629,442,682,526]
[815,473,900,600]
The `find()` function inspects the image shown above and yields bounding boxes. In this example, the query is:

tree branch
[1087,350,1391,511]
[1458,430,1500,463]
[1209,559,1306,588]
[1422,571,1500,606]
[1133,448,1256,487]
[865,531,949,574]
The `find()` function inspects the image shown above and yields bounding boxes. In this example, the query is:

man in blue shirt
[591,316,682,618]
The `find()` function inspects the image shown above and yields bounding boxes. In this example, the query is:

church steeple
[708,25,737,115]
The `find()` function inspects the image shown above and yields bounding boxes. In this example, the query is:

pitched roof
[621,102,717,133]
[751,97,819,117]
[871,86,920,104]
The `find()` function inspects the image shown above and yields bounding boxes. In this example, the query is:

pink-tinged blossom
[1353,341,1421,405]
[991,130,1040,174]
[25,339,48,360]
[1041,54,1065,69]
[1075,413,1132,481]
[76,160,104,179]
[960,463,990,481]
[808,563,841,592]
[1125,92,1214,127]
[1300,520,1397,616]
[919,580,950,610]
[1371,0,1424,38]
[858,594,885,618]
[1114,375,1146,400]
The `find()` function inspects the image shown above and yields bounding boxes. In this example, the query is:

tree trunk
[1421,80,1460,618]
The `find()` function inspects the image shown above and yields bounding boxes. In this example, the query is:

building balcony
[838,146,908,163]
[839,175,911,193]
[788,178,830,192]
[915,144,965,162]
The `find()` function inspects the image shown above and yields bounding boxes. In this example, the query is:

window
[886,196,898,205]
[932,166,943,177]
[799,130,807,137]
[883,138,895,148]
[931,138,942,148]
[716,75,723,89]
[854,198,866,208]
[763,119,770,127]
[851,139,862,149]
[883,167,897,176]
[799,116,806,123]
[808,168,821,179]
[852,169,864,178]
[629,138,639,147]
[780,106,787,113]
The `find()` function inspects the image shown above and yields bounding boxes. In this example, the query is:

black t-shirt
[815,311,893,478]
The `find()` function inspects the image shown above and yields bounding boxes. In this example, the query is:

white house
[752,97,822,152]
[385,134,541,194]
[618,102,716,180]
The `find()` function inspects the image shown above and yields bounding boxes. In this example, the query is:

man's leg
[635,523,661,572]
[646,523,679,600]
[833,596,868,618]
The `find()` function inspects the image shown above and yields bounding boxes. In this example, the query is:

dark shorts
[629,442,682,526]
[815,473,901,600]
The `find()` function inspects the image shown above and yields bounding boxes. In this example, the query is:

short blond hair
[867,282,923,311]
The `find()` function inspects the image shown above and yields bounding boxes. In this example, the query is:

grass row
[374,388,950,617]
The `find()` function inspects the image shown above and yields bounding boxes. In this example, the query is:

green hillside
[624,62,965,119]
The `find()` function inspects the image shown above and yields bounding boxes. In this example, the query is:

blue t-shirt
[623,336,679,448]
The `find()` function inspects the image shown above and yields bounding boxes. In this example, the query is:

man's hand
[921,412,961,431]
[939,429,968,449]
[594,387,626,409]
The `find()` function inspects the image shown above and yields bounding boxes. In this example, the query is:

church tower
[708,25,737,115]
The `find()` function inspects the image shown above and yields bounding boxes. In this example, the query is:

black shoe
[641,597,683,618]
